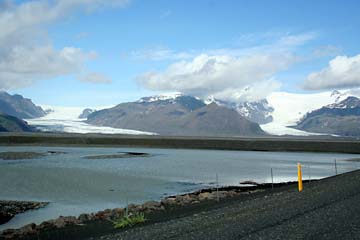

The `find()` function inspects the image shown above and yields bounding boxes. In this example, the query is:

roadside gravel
[90,170,360,240]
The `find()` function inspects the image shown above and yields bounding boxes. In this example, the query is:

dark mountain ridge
[0,91,46,119]
[0,114,34,132]
[86,95,265,136]
[294,96,360,136]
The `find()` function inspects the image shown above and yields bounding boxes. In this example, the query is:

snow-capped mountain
[20,89,360,137]
[79,108,96,119]
[326,96,360,109]
[293,96,360,136]
[137,92,184,103]
[137,93,274,125]
[205,96,274,124]
[86,95,265,137]
[261,90,356,136]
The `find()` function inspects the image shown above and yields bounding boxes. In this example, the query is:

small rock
[142,201,161,210]
[52,216,80,228]
[127,203,137,211]
[18,223,37,236]
[1,229,16,239]
[161,197,177,206]
[110,208,124,219]
[78,213,91,222]
[198,192,211,201]
[36,220,54,231]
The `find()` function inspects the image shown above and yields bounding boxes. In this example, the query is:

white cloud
[312,45,341,58]
[0,45,96,89]
[137,53,294,102]
[135,32,319,102]
[0,0,130,40]
[130,32,316,62]
[130,46,194,61]
[75,32,90,40]
[0,0,129,90]
[212,80,282,102]
[80,72,112,84]
[303,54,360,90]
[277,32,317,46]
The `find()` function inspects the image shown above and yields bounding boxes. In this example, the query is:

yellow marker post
[298,163,303,192]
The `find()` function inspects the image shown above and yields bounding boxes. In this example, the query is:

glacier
[26,105,156,135]
[261,90,354,136]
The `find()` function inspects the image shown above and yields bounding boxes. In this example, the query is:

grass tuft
[113,212,146,229]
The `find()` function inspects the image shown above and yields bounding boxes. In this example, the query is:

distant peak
[330,90,341,97]
[137,92,183,103]
[326,96,360,109]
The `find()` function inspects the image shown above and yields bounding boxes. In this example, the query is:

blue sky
[2,0,360,107]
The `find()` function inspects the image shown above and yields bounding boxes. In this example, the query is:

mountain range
[2,90,360,137]
[294,96,360,136]
[0,91,46,119]
[86,95,265,136]
[0,92,47,132]
[0,114,33,132]
[205,97,274,124]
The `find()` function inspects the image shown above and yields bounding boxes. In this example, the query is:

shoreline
[1,169,355,240]
[0,201,48,226]
[0,180,313,239]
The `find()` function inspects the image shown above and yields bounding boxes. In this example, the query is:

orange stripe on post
[298,163,303,192]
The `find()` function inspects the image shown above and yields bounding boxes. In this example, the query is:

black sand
[89,170,360,240]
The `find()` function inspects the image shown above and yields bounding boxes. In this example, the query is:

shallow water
[0,146,359,230]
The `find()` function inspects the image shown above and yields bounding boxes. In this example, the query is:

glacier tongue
[27,105,156,135]
[260,90,357,136]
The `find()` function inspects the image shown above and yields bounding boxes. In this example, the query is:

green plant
[113,212,146,229]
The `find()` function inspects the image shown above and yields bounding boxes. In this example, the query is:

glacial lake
[1,146,359,230]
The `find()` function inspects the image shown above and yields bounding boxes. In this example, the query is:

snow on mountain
[137,92,183,103]
[25,89,360,136]
[26,105,156,135]
[293,96,360,136]
[204,96,273,124]
[261,90,355,136]
[326,96,360,109]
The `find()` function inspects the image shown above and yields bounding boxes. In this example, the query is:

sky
[1,0,360,107]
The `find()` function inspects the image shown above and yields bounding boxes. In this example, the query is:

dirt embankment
[1,132,360,153]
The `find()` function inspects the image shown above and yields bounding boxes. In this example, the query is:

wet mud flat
[84,152,151,159]
[0,151,66,160]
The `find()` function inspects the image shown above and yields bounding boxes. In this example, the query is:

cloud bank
[80,72,112,84]
[0,0,129,90]
[303,54,360,90]
[137,53,295,102]
[135,32,319,103]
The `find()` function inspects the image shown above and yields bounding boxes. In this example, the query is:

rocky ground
[0,201,48,225]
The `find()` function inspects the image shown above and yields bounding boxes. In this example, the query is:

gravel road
[90,170,360,240]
